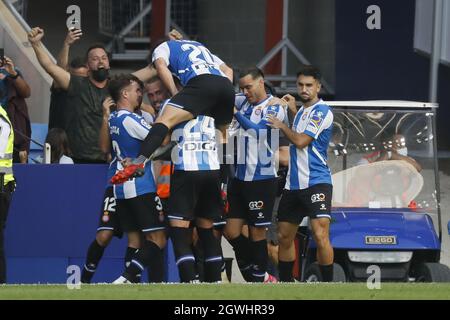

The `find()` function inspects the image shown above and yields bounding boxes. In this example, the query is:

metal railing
[99,0,196,60]
[7,0,27,17]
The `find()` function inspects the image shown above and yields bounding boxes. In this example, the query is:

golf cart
[297,101,450,282]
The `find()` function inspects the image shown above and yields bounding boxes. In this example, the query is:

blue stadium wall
[335,0,450,150]
[5,164,179,284]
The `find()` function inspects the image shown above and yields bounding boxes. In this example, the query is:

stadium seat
[28,123,48,164]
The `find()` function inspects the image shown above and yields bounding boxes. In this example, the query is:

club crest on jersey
[254,107,262,116]
[311,112,324,128]
[102,212,110,222]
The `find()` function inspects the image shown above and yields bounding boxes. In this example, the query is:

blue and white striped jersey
[171,115,220,171]
[232,94,287,181]
[152,40,226,86]
[109,109,156,199]
[285,99,333,190]
[105,109,154,190]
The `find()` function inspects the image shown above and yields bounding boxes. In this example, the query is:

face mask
[397,147,408,157]
[92,68,109,82]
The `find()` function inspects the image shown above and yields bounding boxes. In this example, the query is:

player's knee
[145,231,167,249]
[312,229,330,249]
[96,230,113,246]
[277,228,294,247]
[249,226,266,241]
[223,226,240,241]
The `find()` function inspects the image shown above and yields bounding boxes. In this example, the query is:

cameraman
[0,54,32,163]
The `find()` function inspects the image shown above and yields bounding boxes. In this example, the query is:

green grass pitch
[0,283,449,300]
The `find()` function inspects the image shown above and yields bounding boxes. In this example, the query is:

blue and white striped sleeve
[123,115,152,141]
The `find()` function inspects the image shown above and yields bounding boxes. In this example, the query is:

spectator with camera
[0,52,32,163]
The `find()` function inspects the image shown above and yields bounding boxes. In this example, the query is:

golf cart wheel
[414,263,450,282]
[304,262,346,282]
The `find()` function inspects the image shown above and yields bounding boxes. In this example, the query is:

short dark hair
[239,67,264,80]
[297,65,322,81]
[85,44,111,62]
[70,57,87,69]
[145,75,162,85]
[108,74,143,103]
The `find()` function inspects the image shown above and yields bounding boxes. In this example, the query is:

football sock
[278,260,295,282]
[170,226,197,282]
[197,227,223,282]
[139,123,169,159]
[146,243,165,283]
[319,263,334,282]
[81,239,105,283]
[228,234,253,282]
[250,239,268,283]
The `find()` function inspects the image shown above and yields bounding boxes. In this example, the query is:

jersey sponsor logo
[249,201,264,210]
[311,193,326,203]
[319,203,327,210]
[140,119,151,130]
[183,141,216,151]
[256,212,265,219]
[110,126,120,135]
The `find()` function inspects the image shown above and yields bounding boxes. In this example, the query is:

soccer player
[80,97,141,283]
[108,74,166,284]
[165,109,225,283]
[224,67,287,283]
[267,65,335,282]
[110,38,235,184]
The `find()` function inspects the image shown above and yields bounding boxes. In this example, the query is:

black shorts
[212,215,227,231]
[116,192,166,233]
[227,178,278,227]
[277,184,333,225]
[168,74,235,125]
[168,170,223,221]
[97,186,123,238]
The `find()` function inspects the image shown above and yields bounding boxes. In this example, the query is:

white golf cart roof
[323,100,438,109]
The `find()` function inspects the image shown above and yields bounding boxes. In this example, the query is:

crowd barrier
[5,164,179,284]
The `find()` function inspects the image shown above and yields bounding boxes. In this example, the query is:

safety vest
[156,161,172,199]
[0,106,14,184]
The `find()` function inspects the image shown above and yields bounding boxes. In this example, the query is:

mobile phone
[0,48,4,67]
